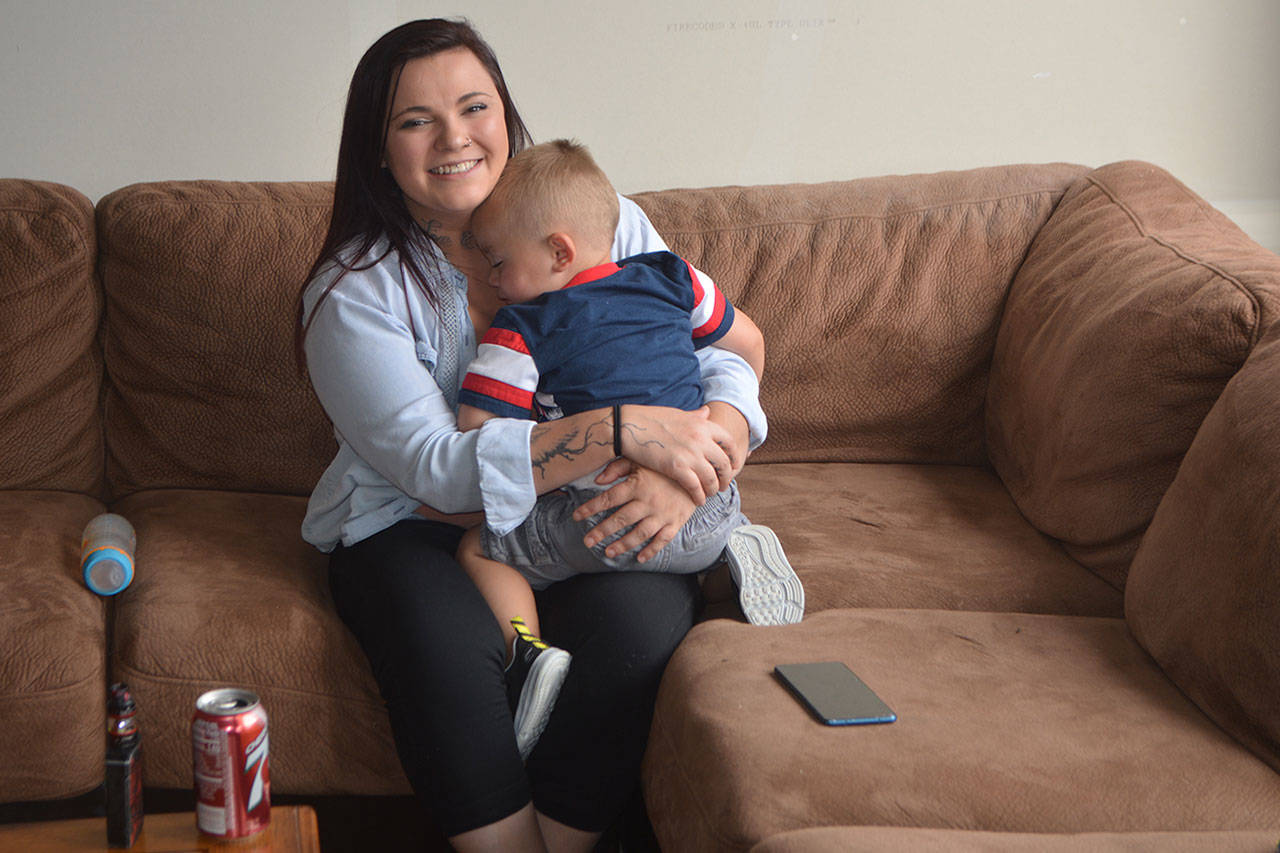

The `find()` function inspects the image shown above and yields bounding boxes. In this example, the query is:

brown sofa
[2,161,1278,850]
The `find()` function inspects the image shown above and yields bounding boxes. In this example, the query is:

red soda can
[191,688,270,838]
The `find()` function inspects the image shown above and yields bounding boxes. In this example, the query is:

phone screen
[774,661,896,726]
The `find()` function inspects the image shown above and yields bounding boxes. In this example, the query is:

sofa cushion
[1126,325,1280,775]
[0,180,103,495]
[643,610,1280,852]
[633,163,1088,466]
[0,491,108,801]
[749,827,1280,852]
[735,462,1122,617]
[987,161,1280,590]
[109,489,409,795]
[96,182,335,499]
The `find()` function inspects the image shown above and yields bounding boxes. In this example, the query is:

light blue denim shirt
[300,195,766,552]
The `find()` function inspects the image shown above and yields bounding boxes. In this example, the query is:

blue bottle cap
[83,549,133,596]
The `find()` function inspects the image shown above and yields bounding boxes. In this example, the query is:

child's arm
[457,317,539,430]
[457,403,499,433]
[686,260,765,381]
[711,308,765,381]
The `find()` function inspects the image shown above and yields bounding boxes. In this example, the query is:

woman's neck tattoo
[425,220,451,248]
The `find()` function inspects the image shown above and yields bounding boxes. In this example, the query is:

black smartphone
[774,661,897,726]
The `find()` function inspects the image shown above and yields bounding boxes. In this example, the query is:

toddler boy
[456,140,802,759]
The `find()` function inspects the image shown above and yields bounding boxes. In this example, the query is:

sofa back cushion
[0,180,104,495]
[633,164,1087,465]
[97,182,334,498]
[95,167,1088,497]
[985,161,1280,590]
[1125,324,1280,774]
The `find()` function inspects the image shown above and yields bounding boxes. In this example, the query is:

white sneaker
[725,524,804,626]
[505,619,572,760]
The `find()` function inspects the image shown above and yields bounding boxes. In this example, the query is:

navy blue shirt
[460,251,736,420]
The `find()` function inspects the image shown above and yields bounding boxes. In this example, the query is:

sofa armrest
[986,160,1280,590]
[1126,326,1280,774]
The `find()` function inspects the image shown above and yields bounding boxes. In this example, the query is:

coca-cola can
[191,688,270,838]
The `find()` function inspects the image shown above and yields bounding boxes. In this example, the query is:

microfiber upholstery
[748,827,1280,852]
[108,489,409,795]
[96,181,336,500]
[0,180,103,495]
[735,462,1121,617]
[1126,323,1280,775]
[633,164,1089,466]
[5,163,1279,848]
[0,179,107,801]
[643,611,1280,852]
[986,161,1280,591]
[0,491,107,800]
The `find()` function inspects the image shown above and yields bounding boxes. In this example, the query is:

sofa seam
[112,663,388,711]
[640,185,1073,238]
[98,193,330,250]
[106,196,330,214]
[0,668,104,701]
[104,485,315,504]
[1084,174,1264,349]
[100,193,328,228]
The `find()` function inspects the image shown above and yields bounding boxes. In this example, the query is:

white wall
[3,0,1277,251]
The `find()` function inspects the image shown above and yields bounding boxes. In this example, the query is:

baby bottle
[81,513,137,596]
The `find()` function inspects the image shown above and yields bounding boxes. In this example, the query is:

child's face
[472,213,557,304]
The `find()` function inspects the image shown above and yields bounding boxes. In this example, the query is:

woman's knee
[539,571,698,675]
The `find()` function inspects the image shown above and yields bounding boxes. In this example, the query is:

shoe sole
[725,524,804,626]
[513,647,571,760]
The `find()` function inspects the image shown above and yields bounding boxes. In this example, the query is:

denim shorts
[482,481,746,590]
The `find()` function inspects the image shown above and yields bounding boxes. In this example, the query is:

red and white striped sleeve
[685,260,735,346]
[458,326,539,418]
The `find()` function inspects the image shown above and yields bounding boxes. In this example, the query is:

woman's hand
[573,461,698,563]
[618,405,741,504]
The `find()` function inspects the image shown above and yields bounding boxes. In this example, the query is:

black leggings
[328,517,700,837]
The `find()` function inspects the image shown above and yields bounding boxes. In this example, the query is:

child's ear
[547,232,577,272]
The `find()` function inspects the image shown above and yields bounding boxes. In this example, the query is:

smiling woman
[292,16,767,853]
[383,48,510,236]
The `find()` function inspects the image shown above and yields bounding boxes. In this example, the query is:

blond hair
[477,139,620,250]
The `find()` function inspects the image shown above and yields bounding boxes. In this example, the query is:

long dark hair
[295,18,532,370]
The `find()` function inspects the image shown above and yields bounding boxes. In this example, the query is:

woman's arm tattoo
[530,414,611,482]
[529,413,668,483]
[621,422,666,453]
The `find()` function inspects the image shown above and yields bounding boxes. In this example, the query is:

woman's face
[383,47,510,231]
